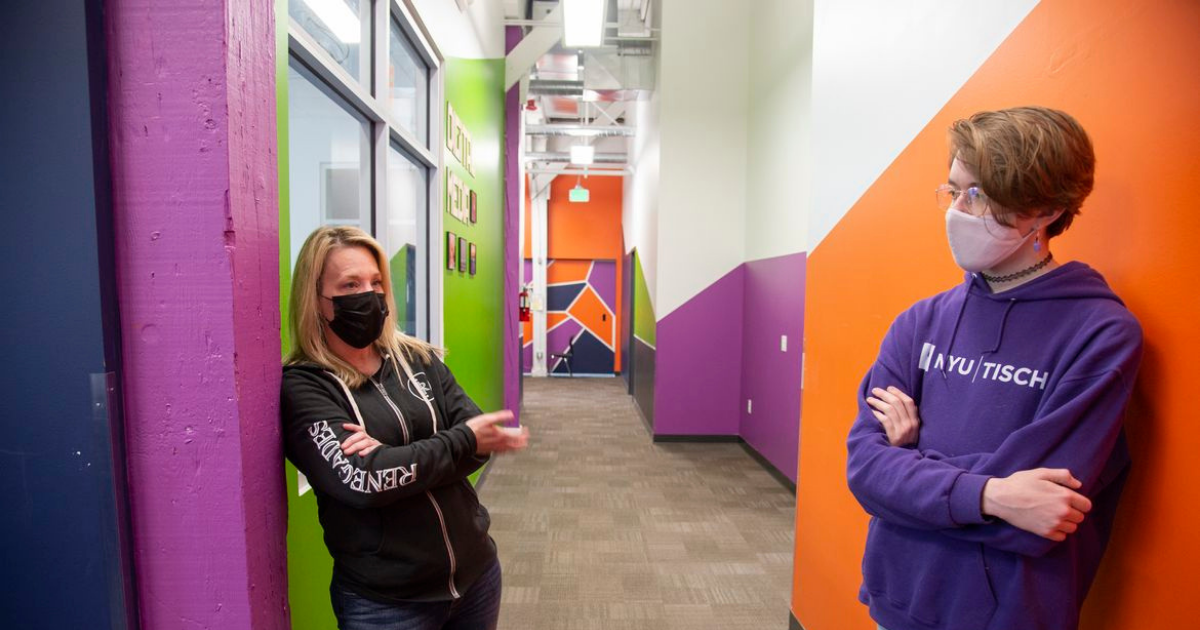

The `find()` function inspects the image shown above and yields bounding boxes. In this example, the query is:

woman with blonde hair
[282,226,527,630]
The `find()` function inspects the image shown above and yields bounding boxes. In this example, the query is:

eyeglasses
[935,184,991,213]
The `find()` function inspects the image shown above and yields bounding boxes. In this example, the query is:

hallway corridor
[479,378,796,630]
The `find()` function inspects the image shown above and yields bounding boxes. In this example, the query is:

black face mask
[323,291,389,349]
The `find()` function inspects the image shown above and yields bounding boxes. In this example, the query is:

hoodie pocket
[461,479,491,534]
[322,505,384,555]
[863,519,997,628]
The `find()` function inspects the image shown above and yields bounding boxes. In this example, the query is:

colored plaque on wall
[446,171,469,224]
[446,102,457,157]
[444,101,474,176]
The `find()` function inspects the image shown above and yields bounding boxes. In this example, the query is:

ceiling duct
[527,167,631,177]
[585,48,655,92]
[615,39,653,56]
[529,79,585,96]
[527,124,634,137]
[525,151,629,164]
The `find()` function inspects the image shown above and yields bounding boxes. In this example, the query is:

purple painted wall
[654,265,745,435]
[589,260,617,312]
[106,1,287,628]
[546,319,584,372]
[504,26,522,424]
[652,253,807,481]
[739,253,806,483]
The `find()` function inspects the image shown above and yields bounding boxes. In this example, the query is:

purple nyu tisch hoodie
[847,262,1143,630]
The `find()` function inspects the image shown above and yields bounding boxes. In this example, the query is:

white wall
[410,0,506,59]
[807,0,1040,253]
[655,0,750,318]
[623,89,661,312]
[744,0,813,261]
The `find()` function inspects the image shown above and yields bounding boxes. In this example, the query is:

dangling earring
[1033,222,1042,253]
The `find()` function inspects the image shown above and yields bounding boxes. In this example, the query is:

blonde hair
[286,226,438,388]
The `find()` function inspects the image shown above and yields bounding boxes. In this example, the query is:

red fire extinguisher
[519,287,531,322]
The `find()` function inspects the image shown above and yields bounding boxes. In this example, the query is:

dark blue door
[0,1,138,627]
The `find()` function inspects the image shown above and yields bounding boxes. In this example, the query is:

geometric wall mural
[523,259,617,375]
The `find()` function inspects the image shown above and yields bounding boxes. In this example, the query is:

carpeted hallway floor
[478,377,796,630]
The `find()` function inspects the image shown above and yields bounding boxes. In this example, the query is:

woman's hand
[341,423,383,457]
[866,386,921,447]
[982,468,1092,541]
[466,411,530,455]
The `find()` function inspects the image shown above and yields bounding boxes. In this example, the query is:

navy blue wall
[0,2,135,628]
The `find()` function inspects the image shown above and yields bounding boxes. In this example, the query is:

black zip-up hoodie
[281,352,496,603]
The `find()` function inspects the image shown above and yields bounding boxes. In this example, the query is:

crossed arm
[865,385,1092,544]
[283,364,528,509]
[847,317,1141,556]
[340,357,529,462]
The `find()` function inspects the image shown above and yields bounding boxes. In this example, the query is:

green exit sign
[569,186,590,203]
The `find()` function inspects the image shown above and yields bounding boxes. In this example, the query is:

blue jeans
[330,560,502,630]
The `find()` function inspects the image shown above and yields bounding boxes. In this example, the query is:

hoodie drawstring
[942,292,970,381]
[985,299,1017,355]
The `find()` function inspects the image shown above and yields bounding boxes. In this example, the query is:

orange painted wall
[792,1,1200,629]
[524,175,625,371]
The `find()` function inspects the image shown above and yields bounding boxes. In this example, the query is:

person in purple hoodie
[847,106,1143,630]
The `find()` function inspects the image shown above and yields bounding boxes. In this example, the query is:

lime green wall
[275,1,339,629]
[442,58,506,417]
[633,250,656,346]
[277,0,290,359]
[390,244,414,330]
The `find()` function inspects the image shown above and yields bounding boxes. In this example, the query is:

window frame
[287,0,443,344]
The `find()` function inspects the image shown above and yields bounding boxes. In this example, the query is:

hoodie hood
[940,261,1124,360]
[966,260,1125,304]
[283,349,409,384]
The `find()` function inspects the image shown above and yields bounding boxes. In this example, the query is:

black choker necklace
[981,253,1054,283]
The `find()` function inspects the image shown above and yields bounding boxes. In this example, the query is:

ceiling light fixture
[563,0,606,48]
[570,145,595,165]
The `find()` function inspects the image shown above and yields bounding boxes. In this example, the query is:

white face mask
[945,208,1061,272]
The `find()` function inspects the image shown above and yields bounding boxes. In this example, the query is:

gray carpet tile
[479,377,796,629]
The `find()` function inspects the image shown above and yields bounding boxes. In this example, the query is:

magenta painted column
[105,1,289,629]
[504,26,524,424]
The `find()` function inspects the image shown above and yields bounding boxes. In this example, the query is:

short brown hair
[948,106,1094,238]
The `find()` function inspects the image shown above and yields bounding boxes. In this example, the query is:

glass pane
[5,4,137,626]
[288,59,373,270]
[289,0,371,88]
[388,20,429,145]
[387,146,428,338]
